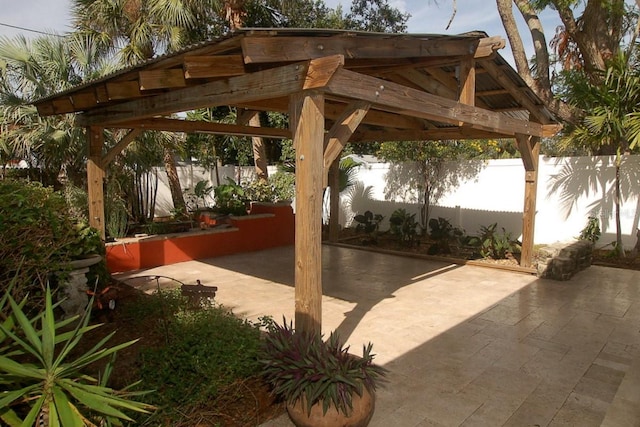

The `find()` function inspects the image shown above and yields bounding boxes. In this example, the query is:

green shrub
[389,208,419,247]
[427,217,464,255]
[0,180,106,315]
[244,171,295,203]
[214,178,248,216]
[578,216,601,243]
[470,223,520,259]
[130,291,263,424]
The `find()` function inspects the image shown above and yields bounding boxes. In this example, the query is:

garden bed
[106,203,294,273]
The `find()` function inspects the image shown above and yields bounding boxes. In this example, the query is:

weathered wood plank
[323,101,370,174]
[304,55,344,90]
[113,117,291,139]
[78,60,317,126]
[106,81,141,100]
[325,68,546,137]
[351,126,505,143]
[242,36,490,63]
[517,134,540,268]
[184,55,245,78]
[458,57,476,106]
[139,69,186,90]
[87,127,106,239]
[479,60,553,124]
[328,159,340,243]
[291,91,324,334]
[102,129,142,167]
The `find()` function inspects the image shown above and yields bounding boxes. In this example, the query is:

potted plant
[260,319,387,427]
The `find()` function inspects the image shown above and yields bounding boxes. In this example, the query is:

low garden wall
[106,203,294,273]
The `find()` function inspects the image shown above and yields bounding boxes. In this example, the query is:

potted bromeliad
[260,318,387,427]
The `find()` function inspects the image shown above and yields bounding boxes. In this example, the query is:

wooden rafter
[77,57,339,126]
[478,60,553,124]
[241,35,504,64]
[325,68,548,137]
[112,117,290,139]
[102,129,142,167]
[183,55,245,78]
[323,101,370,185]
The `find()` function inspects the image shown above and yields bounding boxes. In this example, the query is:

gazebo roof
[34,28,559,141]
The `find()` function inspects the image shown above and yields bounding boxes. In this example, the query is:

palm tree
[0,33,115,186]
[560,52,640,257]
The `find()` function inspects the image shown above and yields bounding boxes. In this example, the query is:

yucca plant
[0,283,154,426]
[260,318,386,417]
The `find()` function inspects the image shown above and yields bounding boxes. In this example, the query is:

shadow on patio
[116,245,640,426]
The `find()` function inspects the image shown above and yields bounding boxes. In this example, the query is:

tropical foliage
[0,284,152,426]
[260,318,386,416]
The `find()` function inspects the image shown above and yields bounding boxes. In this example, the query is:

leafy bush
[130,290,263,424]
[244,171,295,203]
[427,217,464,255]
[354,211,384,234]
[214,178,248,216]
[470,223,520,259]
[578,216,601,243]
[389,209,419,247]
[0,284,153,426]
[0,180,106,315]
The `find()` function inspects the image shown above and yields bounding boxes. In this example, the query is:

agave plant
[260,318,387,416]
[0,283,154,426]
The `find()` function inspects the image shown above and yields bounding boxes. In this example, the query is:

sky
[0,0,564,65]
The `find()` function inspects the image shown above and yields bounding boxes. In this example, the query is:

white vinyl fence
[153,155,640,248]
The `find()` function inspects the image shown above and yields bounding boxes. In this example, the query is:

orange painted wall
[106,203,295,273]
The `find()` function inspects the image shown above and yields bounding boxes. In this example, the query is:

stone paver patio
[116,245,640,426]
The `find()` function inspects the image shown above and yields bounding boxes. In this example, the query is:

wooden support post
[87,127,106,239]
[516,134,540,268]
[458,57,476,106]
[290,91,325,334]
[328,159,340,243]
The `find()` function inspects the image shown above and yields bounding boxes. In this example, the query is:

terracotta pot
[286,387,375,427]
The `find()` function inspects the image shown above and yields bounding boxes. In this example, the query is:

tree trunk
[163,146,187,215]
[249,113,269,182]
[614,157,625,258]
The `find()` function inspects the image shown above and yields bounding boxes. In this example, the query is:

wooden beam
[183,55,245,79]
[139,69,186,90]
[102,128,142,167]
[328,159,340,243]
[478,60,553,124]
[323,101,370,186]
[106,81,141,100]
[475,35,506,58]
[78,59,331,126]
[325,68,547,137]
[516,134,540,268]
[351,125,506,143]
[291,91,325,334]
[458,57,476,106]
[113,117,291,139]
[242,36,492,64]
[304,54,344,89]
[87,127,106,239]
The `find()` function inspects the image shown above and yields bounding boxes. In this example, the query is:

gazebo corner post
[328,159,340,243]
[516,134,540,268]
[290,90,325,335]
[87,126,106,239]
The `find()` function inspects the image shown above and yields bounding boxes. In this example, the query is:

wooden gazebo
[34,29,560,333]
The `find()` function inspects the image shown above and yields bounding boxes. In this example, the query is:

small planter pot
[286,387,375,427]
